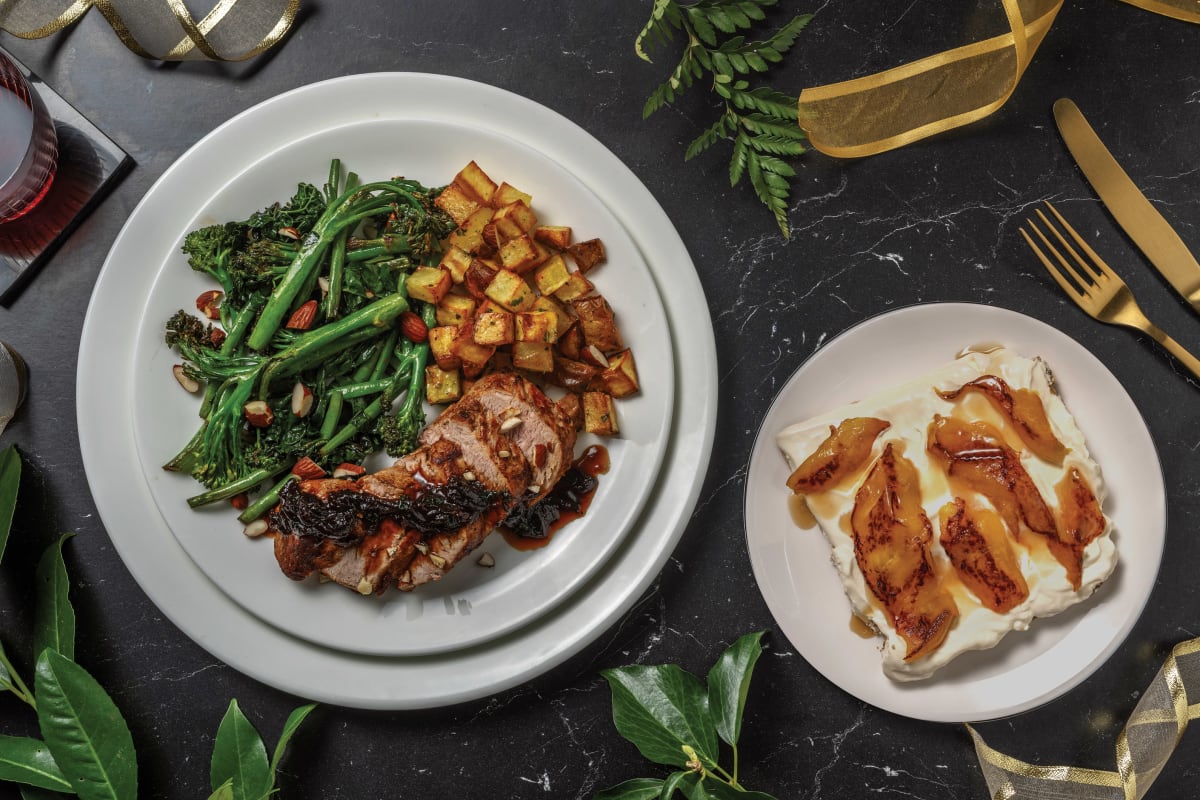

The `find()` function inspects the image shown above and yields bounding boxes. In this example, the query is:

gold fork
[1020,201,1200,380]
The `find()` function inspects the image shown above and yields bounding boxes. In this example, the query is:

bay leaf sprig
[635,1,813,239]
[596,631,774,799]
[0,444,315,800]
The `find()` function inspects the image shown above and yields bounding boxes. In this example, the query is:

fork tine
[1019,226,1086,304]
[1042,201,1119,283]
[1022,212,1099,293]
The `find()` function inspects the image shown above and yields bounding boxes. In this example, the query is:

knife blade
[1053,97,1200,311]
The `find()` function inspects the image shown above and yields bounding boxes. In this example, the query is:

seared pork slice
[398,373,576,591]
[270,372,573,595]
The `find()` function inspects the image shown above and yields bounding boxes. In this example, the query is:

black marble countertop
[2,2,1199,798]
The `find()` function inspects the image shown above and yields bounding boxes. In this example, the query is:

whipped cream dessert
[777,348,1117,681]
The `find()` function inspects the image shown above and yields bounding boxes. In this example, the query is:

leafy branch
[0,445,315,799]
[596,631,774,799]
[636,1,813,238]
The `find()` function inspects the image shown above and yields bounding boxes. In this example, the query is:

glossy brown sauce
[501,444,610,549]
[788,493,816,529]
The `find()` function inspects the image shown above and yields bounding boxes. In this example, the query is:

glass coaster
[0,47,133,305]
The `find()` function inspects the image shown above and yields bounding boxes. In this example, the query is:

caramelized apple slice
[786,417,890,494]
[1049,467,1106,590]
[938,498,1030,613]
[936,375,1068,464]
[851,443,958,661]
[927,415,1057,540]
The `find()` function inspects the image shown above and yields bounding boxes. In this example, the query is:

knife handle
[1144,324,1200,381]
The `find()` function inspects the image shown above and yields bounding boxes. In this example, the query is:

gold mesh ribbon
[969,637,1200,799]
[0,0,299,61]
[797,0,1200,158]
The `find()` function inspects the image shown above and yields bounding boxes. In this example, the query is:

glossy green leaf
[707,632,764,748]
[205,779,234,800]
[661,770,697,798]
[34,533,76,662]
[20,786,73,800]
[601,664,718,770]
[267,703,317,775]
[683,779,777,800]
[0,735,73,792]
[210,700,272,800]
[593,777,664,800]
[0,445,21,565]
[34,650,138,800]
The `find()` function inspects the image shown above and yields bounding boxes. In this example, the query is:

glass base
[0,47,133,306]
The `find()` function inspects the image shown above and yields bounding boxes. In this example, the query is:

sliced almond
[499,416,523,433]
[582,344,610,369]
[173,364,200,393]
[243,519,269,538]
[291,381,314,417]
[476,552,496,568]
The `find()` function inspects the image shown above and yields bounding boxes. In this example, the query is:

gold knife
[1053,98,1200,311]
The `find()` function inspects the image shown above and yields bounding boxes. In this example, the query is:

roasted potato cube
[553,271,594,302]
[515,311,558,343]
[534,225,572,250]
[491,182,533,209]
[556,323,585,361]
[480,222,501,255]
[428,325,463,371]
[596,348,639,397]
[512,341,554,373]
[464,259,498,300]
[405,266,452,304]
[491,200,538,240]
[454,160,498,204]
[484,269,536,312]
[438,245,474,284]
[551,357,598,393]
[450,326,497,378]
[473,310,515,346]
[498,234,545,274]
[567,238,606,273]
[436,293,477,327]
[425,365,462,405]
[583,391,619,435]
[446,206,494,254]
[483,350,514,375]
[532,294,573,340]
[573,295,623,352]
[433,183,480,225]
[557,392,583,431]
[533,253,571,296]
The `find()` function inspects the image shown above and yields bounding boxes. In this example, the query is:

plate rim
[743,301,1165,722]
[76,72,718,709]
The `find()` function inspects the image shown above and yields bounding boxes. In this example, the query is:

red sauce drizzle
[500,444,610,551]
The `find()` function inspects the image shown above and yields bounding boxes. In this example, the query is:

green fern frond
[635,0,684,62]
[729,86,799,117]
[744,134,807,157]
[686,115,733,160]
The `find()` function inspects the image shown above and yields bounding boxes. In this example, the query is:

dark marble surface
[2,2,1199,798]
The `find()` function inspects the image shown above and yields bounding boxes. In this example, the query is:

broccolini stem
[332,377,391,400]
[186,462,286,508]
[321,171,358,322]
[238,473,298,524]
[319,358,413,457]
[245,180,422,351]
[320,390,344,440]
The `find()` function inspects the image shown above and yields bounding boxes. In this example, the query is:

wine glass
[0,49,58,223]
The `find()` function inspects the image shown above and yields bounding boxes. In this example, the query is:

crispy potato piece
[515,311,557,343]
[491,182,532,209]
[556,323,585,361]
[534,225,571,250]
[596,348,639,398]
[534,253,571,296]
[405,266,452,304]
[463,259,498,300]
[567,238,606,273]
[425,364,462,404]
[446,206,493,254]
[558,392,583,431]
[433,183,480,225]
[438,246,474,284]
[484,269,536,312]
[473,310,515,346]
[512,341,554,373]
[491,200,538,240]
[455,161,498,204]
[582,391,619,435]
[436,293,477,327]
[554,271,594,303]
[551,357,598,393]
[499,234,547,274]
[573,295,623,353]
[428,325,462,370]
[449,325,496,378]
[532,294,572,340]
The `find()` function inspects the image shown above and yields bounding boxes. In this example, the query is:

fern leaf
[729,132,750,186]
[685,115,732,161]
[750,152,796,178]
[745,134,807,156]
[730,86,799,117]
[746,150,792,237]
[686,7,719,46]
[740,112,804,139]
[757,14,813,58]
[635,0,684,62]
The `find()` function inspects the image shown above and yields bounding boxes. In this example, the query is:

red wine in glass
[0,51,57,223]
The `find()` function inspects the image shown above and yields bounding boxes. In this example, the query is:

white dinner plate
[744,302,1164,722]
[129,117,675,656]
[77,73,717,708]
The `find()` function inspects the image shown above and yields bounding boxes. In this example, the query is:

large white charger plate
[130,117,674,656]
[77,73,717,709]
[744,303,1164,722]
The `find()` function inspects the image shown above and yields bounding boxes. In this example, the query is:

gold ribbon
[969,637,1200,800]
[0,0,299,61]
[797,0,1200,158]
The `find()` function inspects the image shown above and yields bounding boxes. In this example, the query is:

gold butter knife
[1053,98,1200,311]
